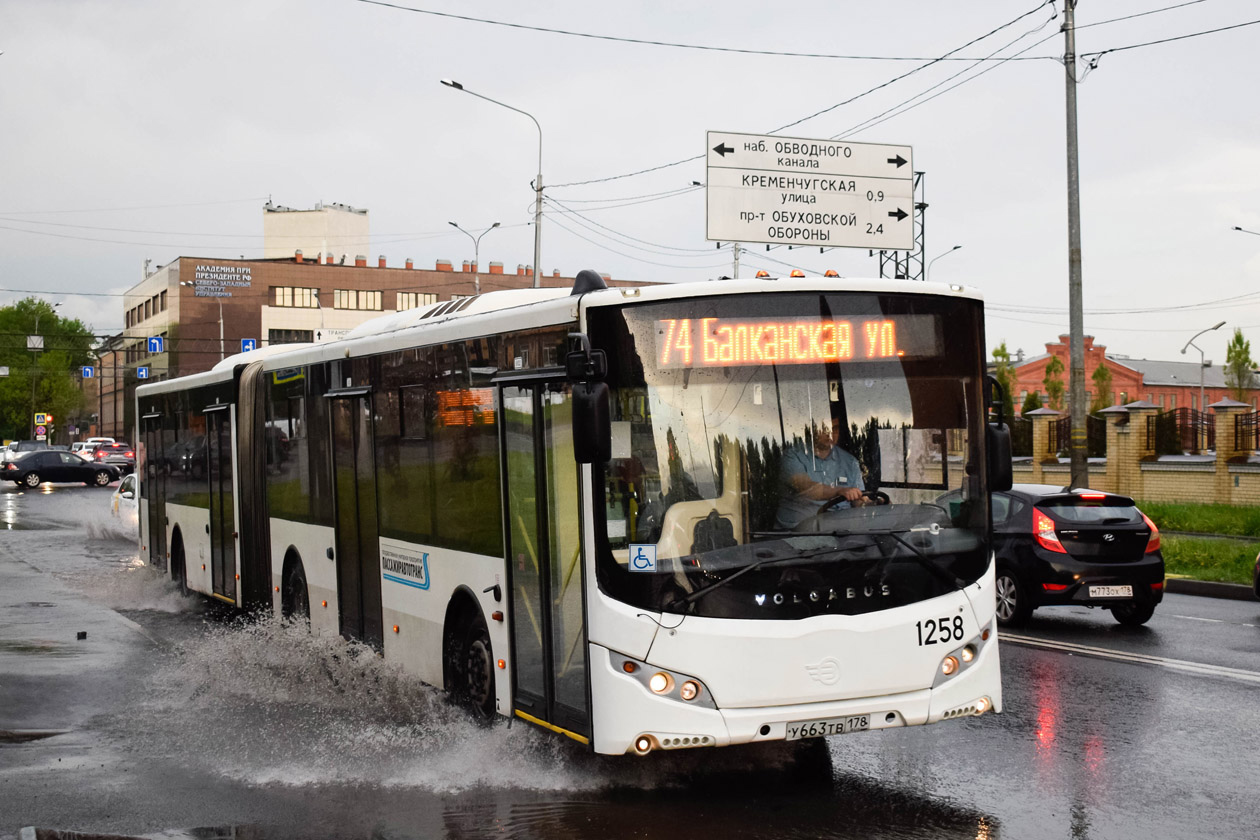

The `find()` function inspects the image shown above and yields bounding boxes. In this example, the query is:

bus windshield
[588,290,990,620]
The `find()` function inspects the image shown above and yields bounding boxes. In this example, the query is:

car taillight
[124,451,134,458]
[96,451,106,459]
[1033,508,1067,553]
[1140,512,1161,553]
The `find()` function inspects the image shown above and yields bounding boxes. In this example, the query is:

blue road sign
[81,366,94,378]
[137,366,150,380]
[148,336,164,353]
[241,338,257,353]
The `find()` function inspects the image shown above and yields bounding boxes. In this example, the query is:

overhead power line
[355,0,1057,62]
[1081,16,1260,60]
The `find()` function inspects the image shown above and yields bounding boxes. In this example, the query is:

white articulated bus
[135,272,1011,755]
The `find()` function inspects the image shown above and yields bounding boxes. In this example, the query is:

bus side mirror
[573,381,610,464]
[985,374,1012,491]
[987,423,1012,491]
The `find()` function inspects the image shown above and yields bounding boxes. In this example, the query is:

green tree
[1224,328,1257,401]
[1021,391,1043,415]
[991,341,1016,421]
[1043,355,1066,411]
[0,299,95,442]
[1090,363,1114,414]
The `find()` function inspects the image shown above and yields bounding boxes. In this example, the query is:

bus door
[330,392,383,648]
[501,380,590,742]
[141,413,167,569]
[204,406,236,602]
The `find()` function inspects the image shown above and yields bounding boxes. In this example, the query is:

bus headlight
[941,656,960,676]
[649,672,673,694]
[680,680,700,701]
[610,652,716,709]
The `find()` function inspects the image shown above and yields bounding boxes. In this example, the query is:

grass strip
[1138,501,1260,538]
[1161,535,1257,586]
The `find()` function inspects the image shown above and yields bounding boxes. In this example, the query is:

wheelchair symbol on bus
[629,544,657,573]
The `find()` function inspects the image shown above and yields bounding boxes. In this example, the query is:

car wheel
[995,570,1032,627]
[1111,599,1156,626]
[93,471,112,487]
[22,472,40,488]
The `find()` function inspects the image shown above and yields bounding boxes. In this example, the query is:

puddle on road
[0,638,75,657]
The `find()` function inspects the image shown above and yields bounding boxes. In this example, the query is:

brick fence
[1012,398,1260,505]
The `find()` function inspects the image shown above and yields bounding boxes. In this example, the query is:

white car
[110,473,139,530]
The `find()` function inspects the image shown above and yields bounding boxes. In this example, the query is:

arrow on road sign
[888,208,909,222]
[712,143,734,157]
[887,155,908,168]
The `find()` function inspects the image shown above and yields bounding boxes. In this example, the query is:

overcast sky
[2,0,1258,365]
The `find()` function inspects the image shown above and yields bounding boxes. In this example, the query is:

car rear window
[1039,500,1142,524]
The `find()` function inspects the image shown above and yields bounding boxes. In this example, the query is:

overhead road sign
[705,130,914,252]
[241,338,257,353]
[81,366,94,378]
[137,367,150,380]
[148,336,164,353]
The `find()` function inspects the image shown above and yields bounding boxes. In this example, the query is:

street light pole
[449,221,500,295]
[1181,319,1226,414]
[441,80,543,288]
[30,302,62,439]
[925,245,962,280]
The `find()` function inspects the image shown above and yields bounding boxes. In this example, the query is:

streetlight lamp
[1181,320,1226,450]
[925,245,962,280]
[448,220,500,295]
[180,281,224,362]
[441,79,543,289]
[30,302,62,438]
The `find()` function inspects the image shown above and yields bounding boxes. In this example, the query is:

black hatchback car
[956,484,1164,627]
[5,450,120,488]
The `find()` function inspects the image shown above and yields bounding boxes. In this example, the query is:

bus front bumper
[588,638,1001,756]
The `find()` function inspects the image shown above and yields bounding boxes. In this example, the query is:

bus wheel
[459,614,495,719]
[171,536,190,597]
[282,562,310,625]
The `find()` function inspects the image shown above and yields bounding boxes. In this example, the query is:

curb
[1165,578,1257,601]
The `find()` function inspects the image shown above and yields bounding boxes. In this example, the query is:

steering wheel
[818,489,889,513]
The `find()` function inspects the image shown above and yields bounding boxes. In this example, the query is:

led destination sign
[656,315,940,369]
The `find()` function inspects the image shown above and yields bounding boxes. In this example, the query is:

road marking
[1002,633,1260,685]
[1170,615,1224,623]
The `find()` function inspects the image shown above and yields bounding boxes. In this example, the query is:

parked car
[110,472,139,529]
[1,440,50,465]
[92,442,136,475]
[6,450,119,487]
[1253,549,1259,602]
[940,484,1164,627]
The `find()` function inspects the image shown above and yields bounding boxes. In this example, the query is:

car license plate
[1089,585,1133,598]
[785,715,870,741]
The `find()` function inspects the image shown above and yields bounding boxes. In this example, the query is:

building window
[144,300,151,320]
[334,289,382,310]
[269,328,314,346]
[160,291,167,311]
[397,291,437,311]
[1170,393,1176,408]
[271,286,319,308]
[1119,391,1128,405]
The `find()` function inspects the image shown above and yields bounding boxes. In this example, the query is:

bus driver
[776,414,866,528]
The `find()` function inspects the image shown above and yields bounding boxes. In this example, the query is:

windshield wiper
[666,527,966,610]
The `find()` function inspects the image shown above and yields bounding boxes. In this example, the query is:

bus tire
[282,560,310,625]
[450,611,495,719]
[171,532,190,597]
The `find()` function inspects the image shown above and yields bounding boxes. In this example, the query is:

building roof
[1112,356,1228,388]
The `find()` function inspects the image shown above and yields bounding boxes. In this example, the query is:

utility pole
[1064,0,1088,488]
[732,243,741,279]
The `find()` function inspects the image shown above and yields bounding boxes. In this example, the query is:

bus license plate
[785,715,870,741]
[1089,585,1133,598]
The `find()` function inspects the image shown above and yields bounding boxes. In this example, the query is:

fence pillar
[1025,408,1061,485]
[1123,401,1160,501]
[1099,405,1130,495]
[1210,398,1250,504]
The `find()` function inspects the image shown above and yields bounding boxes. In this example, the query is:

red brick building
[1009,335,1258,415]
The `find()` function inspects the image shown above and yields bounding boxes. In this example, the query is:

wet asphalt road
[1,483,1258,839]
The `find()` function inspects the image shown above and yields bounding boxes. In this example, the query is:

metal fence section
[1236,411,1259,453]
[1049,416,1106,457]
[1010,417,1032,457]
[1147,408,1214,455]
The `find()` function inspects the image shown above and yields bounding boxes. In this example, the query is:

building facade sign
[192,264,253,298]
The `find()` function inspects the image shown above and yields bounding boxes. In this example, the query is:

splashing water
[114,613,823,794]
